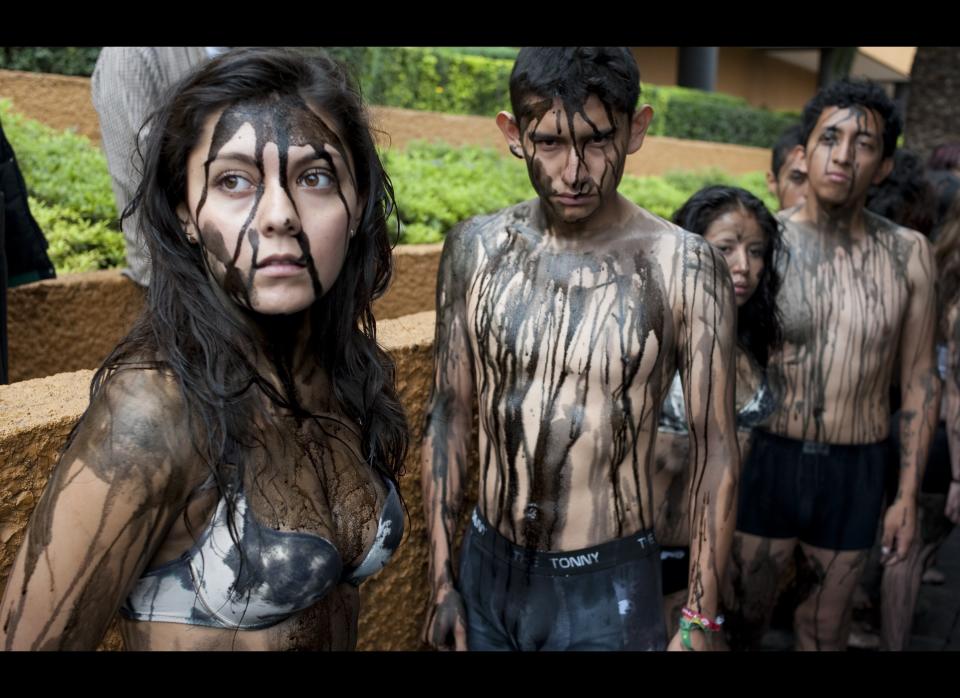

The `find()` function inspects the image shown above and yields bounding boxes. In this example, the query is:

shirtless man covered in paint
[420,47,739,652]
[726,79,941,651]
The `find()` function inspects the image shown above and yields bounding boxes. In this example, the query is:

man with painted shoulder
[420,47,739,652]
[726,79,940,650]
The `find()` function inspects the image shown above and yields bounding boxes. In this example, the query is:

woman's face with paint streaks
[804,105,889,208]
[180,95,360,315]
[703,206,767,308]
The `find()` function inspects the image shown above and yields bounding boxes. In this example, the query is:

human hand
[946,482,960,525]
[422,585,468,651]
[880,498,917,566]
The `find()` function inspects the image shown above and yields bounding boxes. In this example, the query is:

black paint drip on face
[520,94,625,224]
[810,106,875,219]
[194,94,357,311]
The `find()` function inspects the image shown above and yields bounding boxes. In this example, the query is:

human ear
[626,105,654,155]
[176,202,200,245]
[766,171,779,196]
[496,111,524,159]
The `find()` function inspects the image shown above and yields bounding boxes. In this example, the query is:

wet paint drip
[769,212,919,443]
[194,94,353,310]
[460,210,670,550]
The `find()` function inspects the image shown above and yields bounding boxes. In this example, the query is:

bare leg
[794,544,869,651]
[724,532,796,650]
[880,493,952,651]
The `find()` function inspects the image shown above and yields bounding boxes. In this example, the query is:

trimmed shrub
[644,84,800,149]
[30,197,124,273]
[3,101,781,271]
[328,46,513,117]
[2,47,799,149]
[0,100,117,224]
[327,47,799,149]
[388,142,779,241]
[0,47,101,77]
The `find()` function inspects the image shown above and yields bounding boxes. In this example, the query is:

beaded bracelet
[679,607,724,650]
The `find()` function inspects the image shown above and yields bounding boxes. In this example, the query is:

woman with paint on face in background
[651,185,783,644]
[0,47,408,651]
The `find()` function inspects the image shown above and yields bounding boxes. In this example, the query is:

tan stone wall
[717,48,817,113]
[372,242,442,322]
[0,68,769,178]
[368,105,769,176]
[0,310,466,651]
[0,69,102,143]
[6,270,146,384]
[5,245,442,385]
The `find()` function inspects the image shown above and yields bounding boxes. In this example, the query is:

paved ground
[907,524,960,650]
[756,525,960,651]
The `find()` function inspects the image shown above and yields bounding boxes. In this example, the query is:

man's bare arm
[943,301,960,524]
[674,233,740,648]
[421,222,478,650]
[884,231,941,564]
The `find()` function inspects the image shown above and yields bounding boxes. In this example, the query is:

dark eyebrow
[588,127,616,140]
[288,149,334,169]
[207,151,258,168]
[530,131,564,142]
[822,125,877,139]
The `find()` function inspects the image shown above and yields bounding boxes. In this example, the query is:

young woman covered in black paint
[652,185,783,638]
[0,47,408,651]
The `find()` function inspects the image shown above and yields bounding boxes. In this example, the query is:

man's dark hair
[509,47,640,127]
[771,123,803,176]
[800,78,902,159]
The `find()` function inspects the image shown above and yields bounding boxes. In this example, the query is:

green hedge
[0,101,117,223]
[30,197,125,273]
[389,142,778,244]
[328,47,514,117]
[0,47,101,77]
[1,100,121,273]
[644,84,800,148]
[328,47,798,149]
[2,105,778,271]
[1,47,798,149]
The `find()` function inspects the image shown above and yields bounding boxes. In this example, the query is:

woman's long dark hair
[672,185,784,367]
[86,48,408,506]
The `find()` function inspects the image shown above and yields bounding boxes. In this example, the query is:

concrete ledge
[7,245,443,384]
[7,271,145,383]
[0,311,469,651]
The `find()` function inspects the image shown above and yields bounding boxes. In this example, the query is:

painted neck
[801,194,869,238]
[538,193,631,244]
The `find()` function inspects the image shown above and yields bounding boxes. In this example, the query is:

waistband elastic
[753,429,889,456]
[467,508,658,576]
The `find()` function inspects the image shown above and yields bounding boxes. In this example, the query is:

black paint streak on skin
[519,95,621,223]
[676,235,728,614]
[770,212,916,443]
[811,107,870,205]
[195,95,354,310]
[464,209,666,549]
[3,376,192,650]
